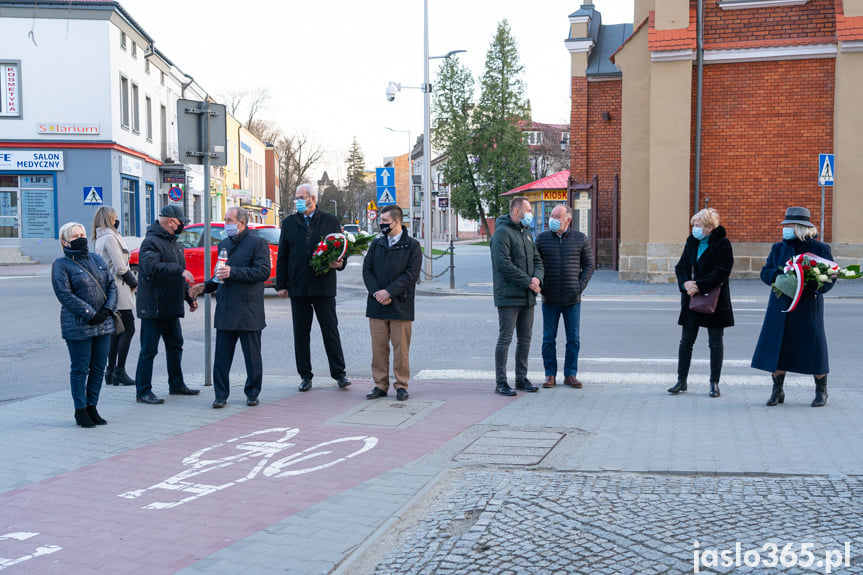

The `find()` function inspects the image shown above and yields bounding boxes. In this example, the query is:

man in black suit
[275,183,351,392]
[191,207,271,408]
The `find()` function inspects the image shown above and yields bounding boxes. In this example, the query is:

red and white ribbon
[314,233,349,261]
[782,252,839,312]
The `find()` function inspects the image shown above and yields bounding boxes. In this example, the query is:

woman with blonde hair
[92,206,137,386]
[669,207,734,398]
[52,221,116,427]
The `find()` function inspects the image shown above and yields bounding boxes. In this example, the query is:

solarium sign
[0,151,65,171]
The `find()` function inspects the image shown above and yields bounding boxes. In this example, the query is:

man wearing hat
[134,204,201,404]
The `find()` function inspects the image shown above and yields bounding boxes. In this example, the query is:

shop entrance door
[0,175,20,239]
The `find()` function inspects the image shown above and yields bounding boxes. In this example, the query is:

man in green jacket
[490,196,544,396]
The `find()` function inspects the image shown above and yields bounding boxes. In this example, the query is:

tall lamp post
[385,127,413,235]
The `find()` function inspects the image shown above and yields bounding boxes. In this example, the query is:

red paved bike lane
[0,380,509,574]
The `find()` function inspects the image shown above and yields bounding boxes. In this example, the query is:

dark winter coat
[203,228,271,331]
[275,210,345,298]
[751,238,833,375]
[535,227,595,305]
[363,231,422,321]
[136,221,192,320]
[674,225,734,329]
[52,249,117,340]
[490,215,544,308]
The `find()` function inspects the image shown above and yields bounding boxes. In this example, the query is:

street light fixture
[385,127,413,236]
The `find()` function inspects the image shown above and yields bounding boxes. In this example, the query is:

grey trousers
[495,305,534,385]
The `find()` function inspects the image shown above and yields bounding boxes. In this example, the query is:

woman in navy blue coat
[52,222,117,427]
[751,207,833,407]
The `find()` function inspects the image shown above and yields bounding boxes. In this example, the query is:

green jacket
[490,214,544,307]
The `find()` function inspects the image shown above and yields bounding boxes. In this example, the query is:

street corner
[0,379,512,573]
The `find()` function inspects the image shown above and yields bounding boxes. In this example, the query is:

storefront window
[121,177,138,236]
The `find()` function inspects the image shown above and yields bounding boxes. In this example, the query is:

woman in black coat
[669,208,734,398]
[752,207,833,407]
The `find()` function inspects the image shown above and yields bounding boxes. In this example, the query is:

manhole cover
[333,400,442,428]
[454,429,565,465]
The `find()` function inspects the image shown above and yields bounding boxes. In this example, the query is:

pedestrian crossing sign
[819,154,834,186]
[376,186,396,206]
[83,186,103,205]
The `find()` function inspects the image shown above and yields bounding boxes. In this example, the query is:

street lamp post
[385,127,412,236]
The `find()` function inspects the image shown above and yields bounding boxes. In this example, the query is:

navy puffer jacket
[535,228,595,305]
[52,249,117,340]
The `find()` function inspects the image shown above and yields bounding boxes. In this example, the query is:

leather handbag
[73,260,125,334]
[689,287,720,314]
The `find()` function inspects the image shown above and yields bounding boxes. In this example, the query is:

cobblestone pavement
[357,470,863,575]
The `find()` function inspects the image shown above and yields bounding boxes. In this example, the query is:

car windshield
[343,225,360,233]
[177,226,226,248]
[250,228,280,245]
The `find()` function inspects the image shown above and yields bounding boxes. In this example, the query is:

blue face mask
[295,199,307,214]
[692,226,705,240]
[783,227,795,241]
[224,223,239,237]
[548,218,562,233]
[521,212,533,227]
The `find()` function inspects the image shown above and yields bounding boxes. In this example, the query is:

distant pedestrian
[362,205,422,401]
[92,206,137,387]
[752,207,833,407]
[275,183,352,392]
[490,196,544,396]
[190,207,271,408]
[51,222,116,428]
[134,204,200,404]
[669,208,734,398]
[535,205,594,389]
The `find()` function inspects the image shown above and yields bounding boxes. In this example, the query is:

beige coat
[93,226,135,311]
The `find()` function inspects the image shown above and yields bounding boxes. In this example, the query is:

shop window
[121,178,138,236]
[144,182,154,226]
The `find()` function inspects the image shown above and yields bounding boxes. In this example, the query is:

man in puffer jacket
[535,204,594,389]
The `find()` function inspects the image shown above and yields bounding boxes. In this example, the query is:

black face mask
[114,220,120,230]
[175,221,185,235]
[379,222,392,236]
[69,237,88,253]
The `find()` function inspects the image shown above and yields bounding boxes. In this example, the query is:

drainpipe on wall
[693,0,705,214]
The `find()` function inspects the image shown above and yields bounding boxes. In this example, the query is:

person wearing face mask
[188,207,271,408]
[362,205,422,401]
[670,207,734,398]
[276,183,352,392]
[534,204,595,389]
[490,196,544,396]
[92,206,138,387]
[52,222,117,427]
[133,204,200,405]
[752,207,833,407]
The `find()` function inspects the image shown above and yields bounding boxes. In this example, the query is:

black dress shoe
[366,387,388,399]
[667,381,687,394]
[396,388,409,401]
[246,397,259,407]
[495,383,516,396]
[212,399,226,409]
[515,379,539,393]
[298,378,312,392]
[137,392,164,405]
[336,375,352,389]
[169,385,200,396]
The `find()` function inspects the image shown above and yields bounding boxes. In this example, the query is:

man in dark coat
[670,209,734,398]
[362,205,422,401]
[535,204,595,389]
[192,207,271,408]
[752,207,834,407]
[134,204,200,404]
[490,196,544,396]
[276,183,351,392]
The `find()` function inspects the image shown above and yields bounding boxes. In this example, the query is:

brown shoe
[564,376,583,388]
[543,376,556,388]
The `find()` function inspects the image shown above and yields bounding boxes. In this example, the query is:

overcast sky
[118,0,633,184]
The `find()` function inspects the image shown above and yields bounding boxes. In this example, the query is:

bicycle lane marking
[0,380,510,574]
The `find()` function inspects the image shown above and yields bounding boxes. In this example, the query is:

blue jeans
[541,302,582,378]
[65,335,111,409]
[135,318,185,397]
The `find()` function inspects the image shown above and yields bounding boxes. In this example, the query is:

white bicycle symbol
[118,427,378,510]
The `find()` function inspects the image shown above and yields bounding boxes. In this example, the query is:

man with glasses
[276,184,352,392]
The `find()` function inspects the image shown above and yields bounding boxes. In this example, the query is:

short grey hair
[790,223,818,241]
[59,222,86,243]
[552,204,573,220]
[296,183,318,200]
[227,206,249,224]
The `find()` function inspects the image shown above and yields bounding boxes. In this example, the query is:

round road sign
[367,210,377,220]
[168,186,183,202]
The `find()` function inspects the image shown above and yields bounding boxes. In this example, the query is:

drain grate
[333,399,442,428]
[454,429,565,465]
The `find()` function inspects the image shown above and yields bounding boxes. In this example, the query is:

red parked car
[129,223,281,287]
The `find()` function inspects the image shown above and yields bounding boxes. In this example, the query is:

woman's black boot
[105,366,115,386]
[86,405,107,425]
[667,380,687,394]
[812,375,828,407]
[75,408,96,428]
[766,373,785,406]
[112,367,136,386]
[709,382,720,397]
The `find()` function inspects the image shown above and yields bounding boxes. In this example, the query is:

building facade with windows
[0,0,208,261]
